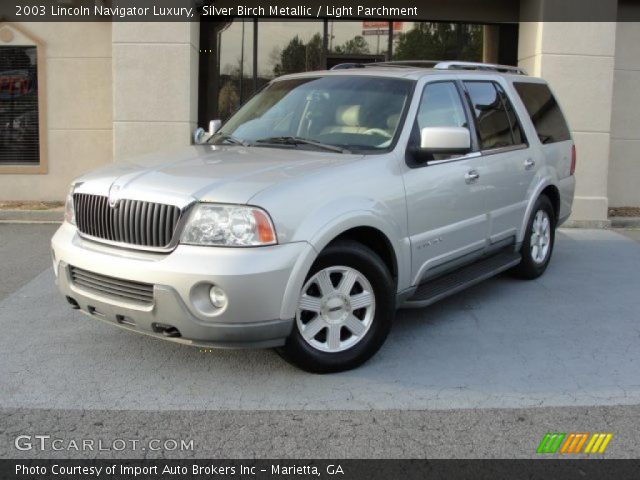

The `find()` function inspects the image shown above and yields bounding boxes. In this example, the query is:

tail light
[570,144,576,176]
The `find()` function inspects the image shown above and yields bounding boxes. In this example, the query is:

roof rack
[331,60,527,75]
[432,61,527,75]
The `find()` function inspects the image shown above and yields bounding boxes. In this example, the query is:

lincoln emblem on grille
[108,184,121,208]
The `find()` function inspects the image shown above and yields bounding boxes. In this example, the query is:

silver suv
[52,61,575,373]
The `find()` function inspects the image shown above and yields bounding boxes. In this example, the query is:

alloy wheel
[530,209,551,264]
[296,266,376,353]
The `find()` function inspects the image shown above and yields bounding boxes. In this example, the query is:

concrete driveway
[1,225,640,458]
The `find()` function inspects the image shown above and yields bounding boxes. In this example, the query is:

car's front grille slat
[92,195,98,236]
[74,193,181,249]
[158,204,166,247]
[70,266,154,304]
[100,197,109,240]
[71,271,153,294]
[71,275,154,300]
[151,203,159,247]
[133,201,141,245]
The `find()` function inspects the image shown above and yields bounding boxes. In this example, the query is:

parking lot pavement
[0,223,60,301]
[1,226,639,458]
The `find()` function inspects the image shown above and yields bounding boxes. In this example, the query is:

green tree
[334,35,370,55]
[273,33,324,76]
[305,33,324,71]
[394,23,482,62]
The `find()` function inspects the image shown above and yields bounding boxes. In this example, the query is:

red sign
[0,70,33,99]
[362,21,403,31]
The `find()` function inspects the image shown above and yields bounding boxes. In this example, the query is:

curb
[610,217,640,228]
[0,209,63,223]
[562,219,612,229]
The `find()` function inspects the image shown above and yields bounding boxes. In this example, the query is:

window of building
[217,20,255,121]
[464,81,524,150]
[392,23,483,62]
[326,21,389,68]
[0,45,40,166]
[513,82,571,144]
[257,21,324,81]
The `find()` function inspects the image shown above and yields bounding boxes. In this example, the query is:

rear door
[403,80,489,285]
[512,81,575,222]
[462,79,533,247]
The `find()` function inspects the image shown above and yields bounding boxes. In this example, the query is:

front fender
[279,205,411,321]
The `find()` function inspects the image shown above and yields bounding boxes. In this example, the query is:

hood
[73,145,363,206]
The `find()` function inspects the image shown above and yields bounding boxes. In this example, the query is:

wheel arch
[279,215,410,321]
[518,181,561,244]
[328,226,398,282]
[540,184,561,225]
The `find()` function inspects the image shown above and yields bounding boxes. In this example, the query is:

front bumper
[51,223,314,348]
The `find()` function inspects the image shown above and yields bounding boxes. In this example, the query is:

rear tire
[278,240,395,373]
[511,195,556,280]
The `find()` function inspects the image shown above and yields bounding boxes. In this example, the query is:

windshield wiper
[209,132,249,146]
[255,136,350,154]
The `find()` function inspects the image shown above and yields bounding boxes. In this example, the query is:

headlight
[181,204,277,247]
[64,186,76,225]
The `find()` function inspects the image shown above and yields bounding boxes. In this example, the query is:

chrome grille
[74,193,181,249]
[70,266,154,305]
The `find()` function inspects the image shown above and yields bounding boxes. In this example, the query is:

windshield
[211,76,415,152]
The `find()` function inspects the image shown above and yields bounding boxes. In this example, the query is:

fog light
[209,286,228,309]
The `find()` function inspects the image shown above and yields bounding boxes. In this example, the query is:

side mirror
[193,119,223,144]
[413,126,471,160]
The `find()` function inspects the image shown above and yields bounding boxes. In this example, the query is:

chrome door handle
[524,158,536,170]
[465,170,480,184]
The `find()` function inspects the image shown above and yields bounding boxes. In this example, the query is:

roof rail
[433,61,527,75]
[369,60,440,68]
[337,60,527,75]
[330,63,367,70]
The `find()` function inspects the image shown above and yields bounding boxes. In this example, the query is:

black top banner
[1,0,639,22]
[4,459,640,480]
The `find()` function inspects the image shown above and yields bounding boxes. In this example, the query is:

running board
[402,251,522,309]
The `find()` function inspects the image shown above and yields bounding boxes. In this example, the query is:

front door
[403,81,489,285]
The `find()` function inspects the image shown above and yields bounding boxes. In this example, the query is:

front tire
[279,240,395,373]
[512,195,556,279]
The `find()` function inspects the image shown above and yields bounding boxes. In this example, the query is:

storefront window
[217,20,254,120]
[0,45,39,165]
[325,21,392,68]
[328,22,389,56]
[257,21,324,82]
[392,22,483,61]
[199,20,492,127]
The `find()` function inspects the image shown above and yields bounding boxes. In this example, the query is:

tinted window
[497,85,525,145]
[514,82,571,144]
[416,82,467,130]
[464,81,523,150]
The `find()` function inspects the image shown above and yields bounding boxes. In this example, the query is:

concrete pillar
[518,2,617,224]
[608,22,640,208]
[112,23,199,160]
[482,25,499,64]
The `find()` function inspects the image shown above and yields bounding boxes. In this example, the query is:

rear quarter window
[513,82,571,144]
